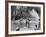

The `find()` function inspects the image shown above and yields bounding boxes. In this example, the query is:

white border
[8,3,43,34]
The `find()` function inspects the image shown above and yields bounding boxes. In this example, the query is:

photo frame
[5,1,45,37]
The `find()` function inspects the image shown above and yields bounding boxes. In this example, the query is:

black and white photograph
[11,6,40,31]
[8,2,44,35]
